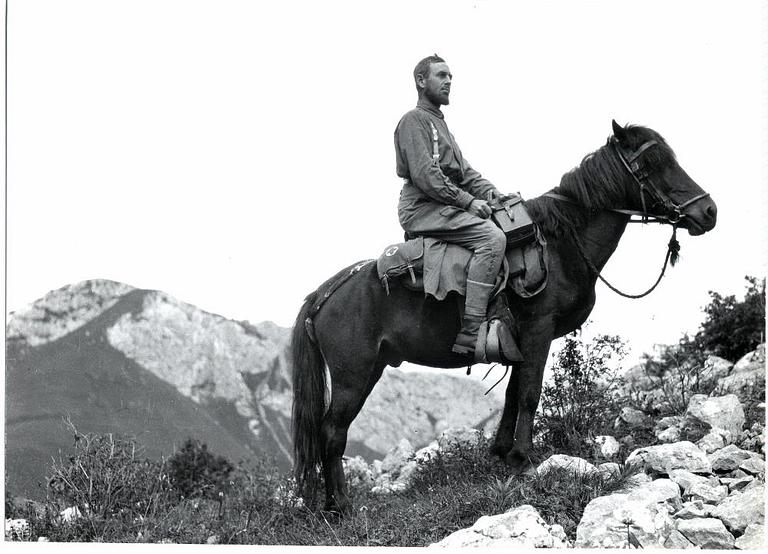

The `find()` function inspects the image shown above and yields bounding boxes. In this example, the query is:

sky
[4,0,767,368]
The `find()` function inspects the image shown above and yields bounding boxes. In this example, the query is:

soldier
[394,54,507,355]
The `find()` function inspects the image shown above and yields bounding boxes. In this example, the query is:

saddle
[376,219,549,365]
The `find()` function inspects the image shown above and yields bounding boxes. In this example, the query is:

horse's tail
[291,290,326,503]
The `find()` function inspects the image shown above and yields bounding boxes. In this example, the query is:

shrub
[167,438,234,499]
[696,276,765,362]
[536,332,627,457]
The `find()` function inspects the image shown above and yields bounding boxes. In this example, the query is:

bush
[536,332,627,457]
[167,438,234,499]
[697,276,765,362]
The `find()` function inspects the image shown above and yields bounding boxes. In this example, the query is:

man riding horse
[395,54,507,355]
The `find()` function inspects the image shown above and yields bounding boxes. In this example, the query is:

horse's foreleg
[503,325,553,474]
[490,365,520,459]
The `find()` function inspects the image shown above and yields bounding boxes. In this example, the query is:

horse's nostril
[706,204,717,220]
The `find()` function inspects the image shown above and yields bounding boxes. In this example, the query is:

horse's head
[611,120,717,236]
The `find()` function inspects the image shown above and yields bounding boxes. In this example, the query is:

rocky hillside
[5,279,503,499]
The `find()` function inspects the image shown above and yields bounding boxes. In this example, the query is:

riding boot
[452,279,496,355]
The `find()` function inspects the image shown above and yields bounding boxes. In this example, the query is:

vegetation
[5,430,638,545]
[535,332,627,457]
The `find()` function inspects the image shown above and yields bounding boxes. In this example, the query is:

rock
[535,454,598,478]
[702,355,735,383]
[598,462,622,479]
[616,407,651,428]
[575,490,675,548]
[715,346,766,403]
[739,456,765,476]
[711,483,765,533]
[677,517,735,549]
[626,441,712,475]
[733,344,765,373]
[673,500,709,520]
[698,431,727,454]
[380,438,415,475]
[618,472,653,492]
[720,475,755,493]
[657,426,682,443]
[343,455,373,487]
[414,441,440,464]
[619,434,636,449]
[668,469,710,493]
[429,504,569,548]
[735,522,764,550]
[686,394,745,442]
[593,435,621,458]
[663,528,697,549]
[709,444,754,472]
[657,415,685,431]
[629,478,681,504]
[437,427,483,452]
[687,482,729,504]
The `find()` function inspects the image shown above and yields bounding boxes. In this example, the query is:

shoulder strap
[429,121,439,163]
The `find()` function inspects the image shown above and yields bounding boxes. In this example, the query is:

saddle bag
[376,237,425,295]
[490,193,536,248]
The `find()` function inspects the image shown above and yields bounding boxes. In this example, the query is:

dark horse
[291,121,717,514]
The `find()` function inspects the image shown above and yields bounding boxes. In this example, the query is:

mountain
[5,279,503,499]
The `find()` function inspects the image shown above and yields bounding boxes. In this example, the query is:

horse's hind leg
[321,358,385,515]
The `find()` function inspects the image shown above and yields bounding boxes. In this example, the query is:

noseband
[610,137,710,224]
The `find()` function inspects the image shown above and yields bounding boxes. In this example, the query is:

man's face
[419,62,452,106]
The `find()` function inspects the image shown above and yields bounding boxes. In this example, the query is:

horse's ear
[612,119,628,143]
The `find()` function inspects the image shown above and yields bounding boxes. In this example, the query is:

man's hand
[467,199,492,219]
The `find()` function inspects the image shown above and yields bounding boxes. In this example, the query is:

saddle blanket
[376,230,548,300]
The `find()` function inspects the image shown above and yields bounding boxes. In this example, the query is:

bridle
[545,135,710,299]
[608,136,710,225]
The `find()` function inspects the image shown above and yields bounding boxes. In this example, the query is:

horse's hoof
[505,450,533,475]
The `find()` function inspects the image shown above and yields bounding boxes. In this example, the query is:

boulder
[668,469,710,494]
[598,462,622,479]
[616,407,651,428]
[735,522,764,550]
[720,475,754,493]
[709,444,754,472]
[575,488,675,548]
[686,394,745,442]
[733,344,765,373]
[710,483,765,533]
[702,355,735,384]
[673,500,710,520]
[657,426,682,443]
[676,517,736,549]
[535,454,598,478]
[593,435,621,459]
[414,441,440,464]
[663,529,697,549]
[715,345,765,403]
[687,482,729,504]
[343,455,373,487]
[429,504,569,548]
[380,438,415,475]
[437,427,482,452]
[630,478,681,504]
[626,441,712,475]
[697,431,727,454]
[739,456,765,476]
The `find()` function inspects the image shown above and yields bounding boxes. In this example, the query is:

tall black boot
[451,279,495,355]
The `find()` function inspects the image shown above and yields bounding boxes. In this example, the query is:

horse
[290,120,717,514]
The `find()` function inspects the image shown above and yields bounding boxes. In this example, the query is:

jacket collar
[416,98,444,119]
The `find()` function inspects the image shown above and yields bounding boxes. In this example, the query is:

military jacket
[394,99,498,211]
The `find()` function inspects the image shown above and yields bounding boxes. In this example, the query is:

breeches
[399,201,507,284]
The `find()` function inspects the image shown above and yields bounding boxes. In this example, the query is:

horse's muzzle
[682,196,717,236]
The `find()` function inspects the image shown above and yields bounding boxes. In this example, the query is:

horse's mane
[524,125,674,237]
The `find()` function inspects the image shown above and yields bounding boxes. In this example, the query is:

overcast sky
[5,0,767,365]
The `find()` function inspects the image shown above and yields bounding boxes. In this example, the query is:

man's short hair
[413,54,445,93]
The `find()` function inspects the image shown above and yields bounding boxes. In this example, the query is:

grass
[6,432,640,545]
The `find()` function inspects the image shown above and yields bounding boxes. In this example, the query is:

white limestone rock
[626,441,712,475]
[710,483,765,534]
[686,394,745,443]
[535,454,598,478]
[677,517,735,549]
[429,504,569,548]
[735,522,765,550]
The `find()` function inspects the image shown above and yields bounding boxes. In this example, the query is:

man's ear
[415,73,426,91]
[612,119,628,144]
